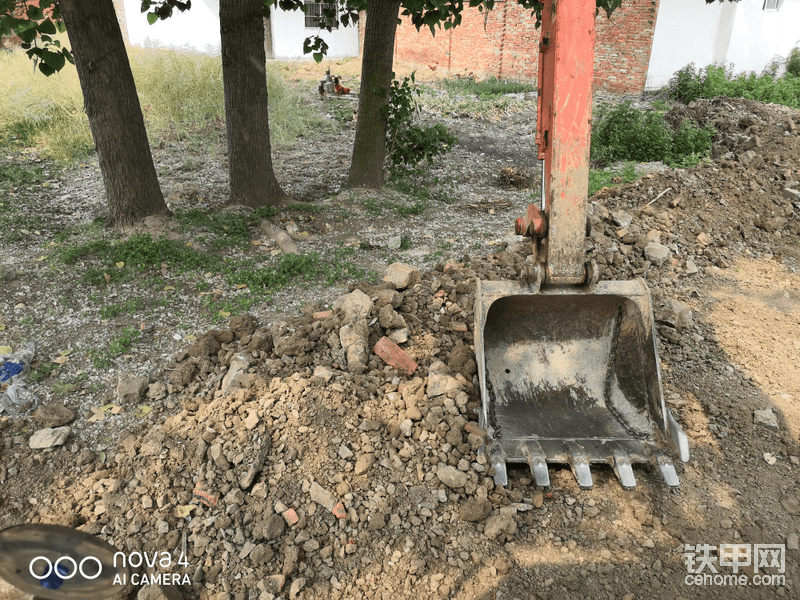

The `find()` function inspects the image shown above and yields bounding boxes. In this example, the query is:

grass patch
[669,57,800,109]
[590,101,714,168]
[588,162,639,196]
[0,163,45,187]
[87,326,141,369]
[1,45,324,162]
[98,298,145,320]
[442,77,534,99]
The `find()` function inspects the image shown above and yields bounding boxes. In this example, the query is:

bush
[386,73,457,169]
[590,101,714,168]
[668,54,800,109]
[442,76,535,99]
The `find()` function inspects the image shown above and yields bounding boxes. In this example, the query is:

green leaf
[39,18,57,35]
[38,62,55,77]
[41,48,65,72]
[312,52,323,63]
[147,12,159,25]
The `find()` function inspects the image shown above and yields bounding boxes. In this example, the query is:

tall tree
[144,0,288,207]
[1,0,170,227]
[346,0,400,188]
[219,0,287,206]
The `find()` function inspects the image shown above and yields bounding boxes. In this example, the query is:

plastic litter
[0,341,40,417]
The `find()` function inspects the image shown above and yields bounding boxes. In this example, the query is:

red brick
[373,336,418,375]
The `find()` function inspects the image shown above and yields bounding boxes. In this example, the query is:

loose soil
[1,81,800,600]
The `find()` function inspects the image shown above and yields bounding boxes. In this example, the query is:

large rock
[383,262,421,289]
[34,403,75,428]
[220,356,251,396]
[339,322,370,374]
[333,289,373,323]
[644,242,671,266]
[378,304,407,330]
[117,375,149,404]
[656,300,693,331]
[29,426,71,449]
[459,498,491,522]
[436,464,469,488]
[754,408,778,429]
[229,313,259,338]
[188,333,220,357]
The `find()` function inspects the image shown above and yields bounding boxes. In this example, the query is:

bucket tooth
[652,450,680,487]
[611,448,637,490]
[567,443,593,488]
[489,448,508,486]
[522,441,550,487]
[666,409,690,463]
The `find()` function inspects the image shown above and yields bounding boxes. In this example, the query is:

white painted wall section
[725,0,800,74]
[270,8,359,59]
[645,0,724,90]
[123,0,220,54]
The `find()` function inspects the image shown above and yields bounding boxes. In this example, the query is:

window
[305,2,338,29]
[763,0,783,11]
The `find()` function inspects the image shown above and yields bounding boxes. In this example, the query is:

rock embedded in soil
[34,402,75,428]
[29,426,71,449]
[116,374,149,404]
[459,498,492,522]
[383,262,422,289]
[644,242,671,266]
[656,300,693,331]
[333,289,373,323]
[753,408,779,428]
[437,464,469,488]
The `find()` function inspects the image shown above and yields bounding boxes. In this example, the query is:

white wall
[645,0,726,90]
[123,0,220,54]
[726,0,800,74]
[646,0,800,90]
[270,7,359,60]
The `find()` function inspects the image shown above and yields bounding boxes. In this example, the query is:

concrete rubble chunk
[754,408,778,429]
[644,242,671,266]
[309,481,338,511]
[34,403,75,428]
[656,300,693,331]
[117,375,149,404]
[611,209,632,228]
[383,262,422,289]
[29,426,71,449]
[436,464,469,488]
[696,232,713,246]
[333,289,373,323]
[389,327,409,344]
[339,322,370,374]
[783,187,800,201]
[220,356,251,396]
[738,150,763,168]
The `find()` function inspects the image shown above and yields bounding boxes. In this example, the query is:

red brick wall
[387,0,660,94]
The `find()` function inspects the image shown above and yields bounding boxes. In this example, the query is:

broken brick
[282,508,299,525]
[373,337,418,375]
[332,502,347,519]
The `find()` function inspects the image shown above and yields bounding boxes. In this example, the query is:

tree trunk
[220,0,287,207]
[58,0,169,228]
[347,0,401,189]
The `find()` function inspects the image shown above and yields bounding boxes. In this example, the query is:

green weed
[87,326,140,369]
[588,162,639,196]
[441,76,534,99]
[591,101,714,167]
[669,58,800,109]
[98,298,144,320]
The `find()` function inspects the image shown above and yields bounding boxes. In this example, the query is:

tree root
[259,220,300,254]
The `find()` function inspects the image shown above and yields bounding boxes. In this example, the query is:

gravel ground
[1,88,800,600]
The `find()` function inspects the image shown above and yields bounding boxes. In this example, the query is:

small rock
[656,300,693,331]
[388,235,402,250]
[399,419,413,437]
[389,328,409,344]
[169,362,196,387]
[137,584,183,600]
[29,426,71,449]
[220,357,251,396]
[787,533,799,550]
[146,381,168,400]
[754,408,778,429]
[244,411,260,430]
[483,514,513,540]
[436,464,469,488]
[612,210,633,228]
[188,333,221,358]
[459,498,491,522]
[333,289,373,323]
[229,313,259,338]
[696,232,713,246]
[289,577,306,600]
[383,262,422,289]
[262,514,286,540]
[117,375,149,404]
[781,496,800,516]
[338,444,354,459]
[644,242,671,266]
[685,260,699,275]
[313,365,334,382]
[354,454,374,475]
[739,150,763,168]
[34,403,75,428]
[309,481,338,511]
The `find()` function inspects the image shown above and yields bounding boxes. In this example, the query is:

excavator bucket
[475,279,690,489]
[473,0,690,488]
